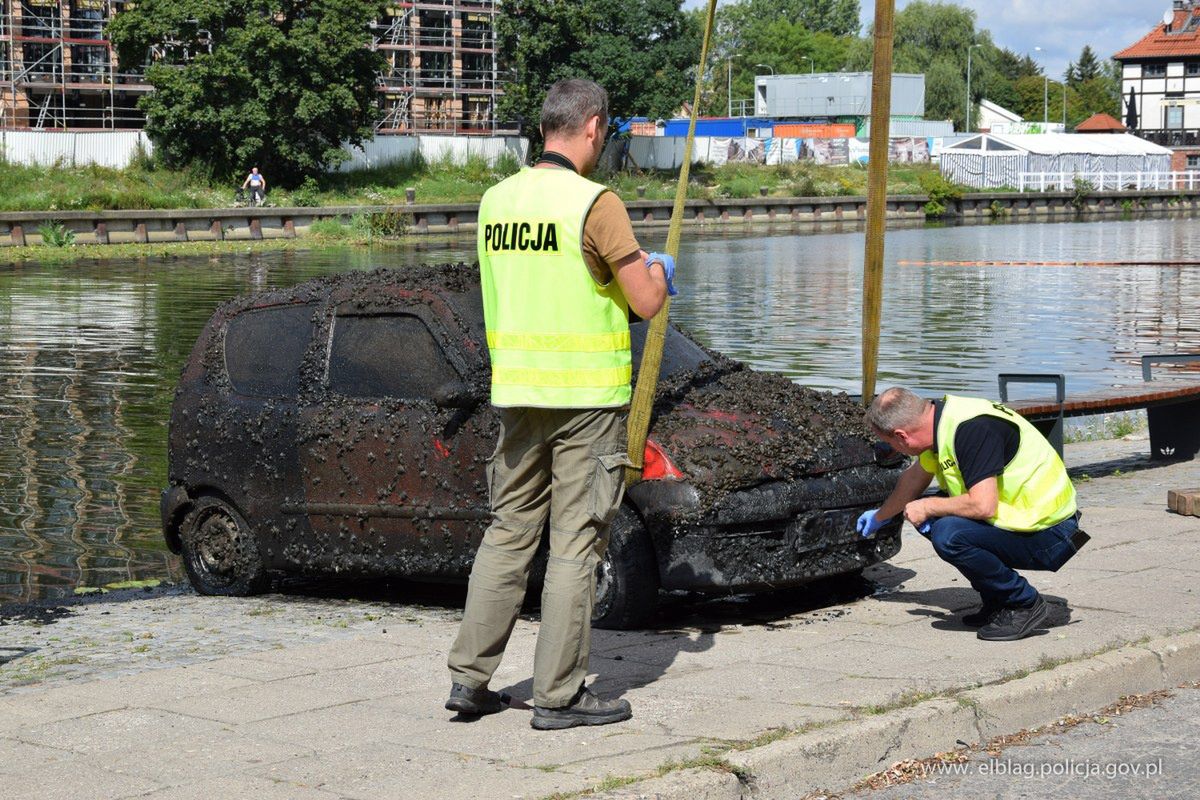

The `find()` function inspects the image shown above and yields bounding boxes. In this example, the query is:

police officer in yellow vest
[446,79,672,728]
[859,387,1083,641]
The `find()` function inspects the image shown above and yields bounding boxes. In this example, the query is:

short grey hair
[540,79,608,137]
[864,387,929,434]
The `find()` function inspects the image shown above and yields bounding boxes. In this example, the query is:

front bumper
[629,464,905,592]
[656,516,902,591]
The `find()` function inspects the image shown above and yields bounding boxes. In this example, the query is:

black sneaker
[531,685,632,730]
[977,596,1049,641]
[962,600,1003,628]
[445,683,507,716]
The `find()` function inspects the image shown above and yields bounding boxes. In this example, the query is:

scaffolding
[370,0,511,135]
[0,0,513,135]
[0,0,151,129]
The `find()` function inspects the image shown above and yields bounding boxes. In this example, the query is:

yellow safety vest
[918,395,1076,532]
[477,167,632,408]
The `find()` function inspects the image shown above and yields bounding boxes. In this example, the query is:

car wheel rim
[193,509,244,578]
[594,556,615,618]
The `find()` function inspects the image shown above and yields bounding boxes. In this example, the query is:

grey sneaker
[962,599,1003,627]
[531,685,632,730]
[977,596,1049,641]
[445,683,507,716]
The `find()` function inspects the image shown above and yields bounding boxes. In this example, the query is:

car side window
[328,313,458,399]
[225,303,315,398]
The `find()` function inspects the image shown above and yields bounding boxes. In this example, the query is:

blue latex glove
[645,252,678,296]
[856,509,890,538]
[917,521,932,535]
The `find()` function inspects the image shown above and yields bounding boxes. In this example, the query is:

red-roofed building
[1115,0,1200,169]
[1075,113,1127,133]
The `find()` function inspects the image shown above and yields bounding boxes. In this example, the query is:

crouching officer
[446,79,673,728]
[858,387,1087,641]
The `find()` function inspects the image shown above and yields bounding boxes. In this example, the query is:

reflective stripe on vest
[477,168,631,408]
[919,395,1077,532]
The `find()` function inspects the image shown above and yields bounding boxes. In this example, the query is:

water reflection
[1,216,1198,602]
[665,218,1200,394]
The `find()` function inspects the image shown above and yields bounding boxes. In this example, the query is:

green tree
[923,58,965,127]
[109,0,387,187]
[1013,74,1057,123]
[497,0,699,142]
[718,0,860,45]
[887,2,980,129]
[705,0,861,115]
[1075,45,1101,83]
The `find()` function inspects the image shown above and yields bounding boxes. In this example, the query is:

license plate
[786,509,862,553]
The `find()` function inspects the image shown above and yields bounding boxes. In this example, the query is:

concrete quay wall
[0,189,1196,246]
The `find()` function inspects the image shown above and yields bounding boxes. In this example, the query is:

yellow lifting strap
[861,0,896,406]
[624,0,718,486]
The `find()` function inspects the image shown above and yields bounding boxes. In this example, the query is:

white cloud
[681,0,1161,80]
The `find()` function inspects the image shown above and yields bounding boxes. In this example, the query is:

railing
[1018,171,1200,192]
[1136,129,1200,147]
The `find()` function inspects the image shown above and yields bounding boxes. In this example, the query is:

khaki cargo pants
[447,406,630,708]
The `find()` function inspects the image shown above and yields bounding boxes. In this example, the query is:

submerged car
[162,264,904,628]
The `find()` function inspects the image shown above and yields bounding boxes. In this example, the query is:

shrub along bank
[0,156,959,212]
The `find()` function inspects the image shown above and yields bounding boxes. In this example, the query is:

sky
[681,0,1161,81]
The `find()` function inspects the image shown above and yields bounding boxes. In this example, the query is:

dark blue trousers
[922,515,1079,608]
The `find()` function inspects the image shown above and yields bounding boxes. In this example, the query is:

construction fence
[617,135,934,170]
[0,129,528,170]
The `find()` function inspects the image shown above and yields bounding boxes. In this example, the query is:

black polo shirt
[930,400,1021,490]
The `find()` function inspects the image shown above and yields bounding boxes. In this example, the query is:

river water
[2,216,1198,602]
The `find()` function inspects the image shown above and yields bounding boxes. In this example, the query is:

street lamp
[1034,46,1048,127]
[727,58,733,117]
[755,63,775,75]
[800,55,814,75]
[965,43,981,132]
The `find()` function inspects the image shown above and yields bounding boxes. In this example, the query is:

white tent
[939,133,1173,189]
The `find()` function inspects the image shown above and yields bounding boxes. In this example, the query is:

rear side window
[328,313,457,399]
[225,304,314,398]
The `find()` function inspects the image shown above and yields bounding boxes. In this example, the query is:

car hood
[648,359,878,492]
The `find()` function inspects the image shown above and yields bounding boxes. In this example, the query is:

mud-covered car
[162,264,904,628]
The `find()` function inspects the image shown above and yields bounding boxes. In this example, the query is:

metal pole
[1062,81,1067,128]
[861,0,895,406]
[1043,75,1048,126]
[727,58,732,118]
[966,47,973,132]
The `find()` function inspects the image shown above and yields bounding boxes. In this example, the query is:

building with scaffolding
[372,1,509,135]
[0,0,149,129]
[1,0,511,134]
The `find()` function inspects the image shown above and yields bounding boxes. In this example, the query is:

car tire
[592,507,659,630]
[179,496,267,596]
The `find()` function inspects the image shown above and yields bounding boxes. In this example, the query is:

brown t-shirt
[582,189,641,285]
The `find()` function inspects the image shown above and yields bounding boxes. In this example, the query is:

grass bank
[0,154,957,212]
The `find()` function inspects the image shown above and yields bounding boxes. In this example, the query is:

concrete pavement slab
[244,638,429,670]
[241,692,467,748]
[414,715,694,767]
[1,664,253,727]
[0,738,162,800]
[197,655,320,682]
[252,741,586,800]
[11,708,231,756]
[150,679,364,724]
[132,776,345,800]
